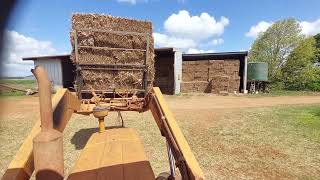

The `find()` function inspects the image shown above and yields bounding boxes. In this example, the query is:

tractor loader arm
[148,87,204,180]
[2,89,80,180]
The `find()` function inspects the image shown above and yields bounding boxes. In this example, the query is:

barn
[181,51,248,94]
[23,49,248,94]
[22,54,75,90]
[154,49,248,94]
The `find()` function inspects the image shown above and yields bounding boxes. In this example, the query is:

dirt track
[165,95,320,110]
[1,95,320,114]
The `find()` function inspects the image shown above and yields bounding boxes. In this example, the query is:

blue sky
[3,0,320,76]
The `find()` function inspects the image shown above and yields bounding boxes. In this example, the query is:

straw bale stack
[181,59,241,93]
[211,75,230,94]
[70,13,154,91]
[180,81,209,93]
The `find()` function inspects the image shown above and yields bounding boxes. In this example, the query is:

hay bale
[75,31,147,49]
[70,13,154,92]
[77,48,145,65]
[181,59,241,94]
[211,75,230,94]
[81,70,143,90]
[181,81,209,93]
[71,13,152,33]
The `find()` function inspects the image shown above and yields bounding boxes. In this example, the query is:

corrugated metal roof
[22,54,70,61]
[182,51,248,61]
[155,47,180,52]
[22,48,178,61]
[22,50,248,61]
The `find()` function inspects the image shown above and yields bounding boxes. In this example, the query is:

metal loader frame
[2,27,204,180]
[73,27,150,99]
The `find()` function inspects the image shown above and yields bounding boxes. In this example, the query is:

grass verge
[246,90,320,97]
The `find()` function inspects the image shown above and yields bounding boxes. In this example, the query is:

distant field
[0,79,36,96]
[0,79,36,89]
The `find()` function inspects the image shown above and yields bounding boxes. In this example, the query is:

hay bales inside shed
[70,13,154,92]
[181,59,241,93]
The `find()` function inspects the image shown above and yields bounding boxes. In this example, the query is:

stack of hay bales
[70,13,154,92]
[181,59,241,93]
[181,60,210,92]
[223,60,240,92]
[208,60,239,93]
[208,60,225,77]
[182,61,208,82]
[210,76,230,93]
[153,57,174,94]
[180,81,209,93]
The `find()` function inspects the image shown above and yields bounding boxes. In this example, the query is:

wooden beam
[2,89,80,180]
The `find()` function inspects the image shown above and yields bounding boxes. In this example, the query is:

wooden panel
[68,128,155,180]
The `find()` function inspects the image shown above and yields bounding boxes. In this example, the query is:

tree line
[248,19,320,91]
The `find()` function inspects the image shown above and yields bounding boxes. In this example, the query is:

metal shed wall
[34,59,63,89]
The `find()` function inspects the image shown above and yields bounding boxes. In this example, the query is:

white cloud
[153,32,196,49]
[245,21,273,38]
[164,10,229,40]
[300,19,320,36]
[117,0,136,4]
[2,30,60,77]
[153,10,228,53]
[210,38,224,46]
[246,19,320,39]
[186,48,215,54]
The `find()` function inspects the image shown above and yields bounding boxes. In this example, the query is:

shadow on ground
[70,125,125,150]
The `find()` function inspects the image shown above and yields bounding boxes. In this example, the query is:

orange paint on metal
[33,130,64,180]
[32,66,64,180]
[31,66,54,131]
[68,128,155,180]
[149,87,204,180]
[98,118,105,133]
[2,89,80,180]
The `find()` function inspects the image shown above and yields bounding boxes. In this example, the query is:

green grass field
[0,79,36,97]
[0,79,36,89]
[273,105,320,142]
[246,90,320,97]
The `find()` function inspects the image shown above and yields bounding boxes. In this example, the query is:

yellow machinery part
[1,87,204,180]
[68,128,155,180]
[2,89,80,180]
[149,87,204,180]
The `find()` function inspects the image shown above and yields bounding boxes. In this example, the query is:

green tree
[314,33,320,62]
[281,37,320,91]
[248,18,303,81]
[314,33,320,49]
